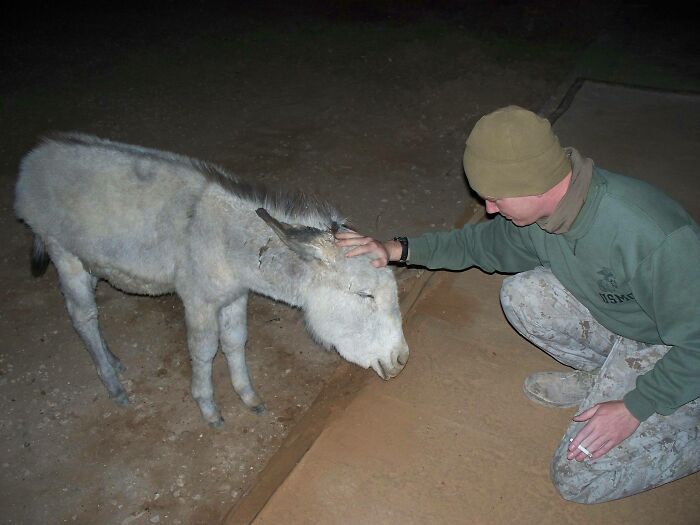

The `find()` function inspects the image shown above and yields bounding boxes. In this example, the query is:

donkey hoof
[111,391,129,407]
[250,403,266,415]
[208,417,225,428]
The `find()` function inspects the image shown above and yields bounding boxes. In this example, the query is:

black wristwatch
[393,236,409,264]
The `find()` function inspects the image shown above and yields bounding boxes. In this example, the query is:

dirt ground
[1,2,697,524]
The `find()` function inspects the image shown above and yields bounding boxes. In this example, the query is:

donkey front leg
[219,295,265,414]
[183,300,224,427]
[48,242,128,405]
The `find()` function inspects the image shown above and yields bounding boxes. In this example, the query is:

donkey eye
[356,291,375,300]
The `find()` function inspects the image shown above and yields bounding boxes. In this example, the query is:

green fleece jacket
[408,168,700,422]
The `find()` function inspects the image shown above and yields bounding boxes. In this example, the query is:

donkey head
[256,208,409,379]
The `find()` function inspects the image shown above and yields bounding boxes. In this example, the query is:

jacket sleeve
[623,225,700,421]
[407,215,541,272]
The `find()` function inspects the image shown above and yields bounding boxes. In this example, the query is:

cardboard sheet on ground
[242,80,700,524]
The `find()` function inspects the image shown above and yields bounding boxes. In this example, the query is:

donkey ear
[256,208,335,263]
[336,223,356,234]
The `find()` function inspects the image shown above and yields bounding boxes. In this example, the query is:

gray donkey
[15,133,409,426]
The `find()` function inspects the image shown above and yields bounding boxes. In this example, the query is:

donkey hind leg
[219,295,265,414]
[48,243,128,406]
[101,336,127,373]
[184,300,224,427]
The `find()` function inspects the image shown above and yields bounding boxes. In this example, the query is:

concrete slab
[233,81,700,524]
[254,270,700,524]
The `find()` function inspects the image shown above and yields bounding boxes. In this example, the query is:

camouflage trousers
[500,267,700,504]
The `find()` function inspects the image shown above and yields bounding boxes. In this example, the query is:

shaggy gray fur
[45,132,343,230]
[15,134,409,426]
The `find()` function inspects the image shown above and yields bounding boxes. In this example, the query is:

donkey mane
[43,132,344,232]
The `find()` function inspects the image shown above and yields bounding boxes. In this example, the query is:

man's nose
[485,200,498,214]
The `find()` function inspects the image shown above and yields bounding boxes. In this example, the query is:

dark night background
[0,1,698,524]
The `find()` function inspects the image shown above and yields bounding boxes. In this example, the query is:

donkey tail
[31,235,50,277]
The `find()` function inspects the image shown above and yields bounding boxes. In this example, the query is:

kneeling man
[338,105,700,503]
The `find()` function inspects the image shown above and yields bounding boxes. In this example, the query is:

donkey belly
[93,265,176,295]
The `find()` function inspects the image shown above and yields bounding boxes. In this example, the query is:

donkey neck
[205,187,322,309]
[246,228,316,308]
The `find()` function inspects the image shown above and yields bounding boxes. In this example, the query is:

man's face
[483,194,547,226]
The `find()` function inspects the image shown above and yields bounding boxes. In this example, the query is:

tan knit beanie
[463,105,571,198]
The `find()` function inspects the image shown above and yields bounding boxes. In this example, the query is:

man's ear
[256,208,338,263]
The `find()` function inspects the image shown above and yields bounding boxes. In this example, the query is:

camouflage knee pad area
[500,267,618,371]
[501,268,700,503]
[550,338,700,503]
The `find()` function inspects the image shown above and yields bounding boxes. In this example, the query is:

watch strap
[393,236,409,264]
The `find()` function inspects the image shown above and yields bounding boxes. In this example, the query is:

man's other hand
[568,400,640,462]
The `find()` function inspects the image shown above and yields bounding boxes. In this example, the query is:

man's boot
[523,370,598,408]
